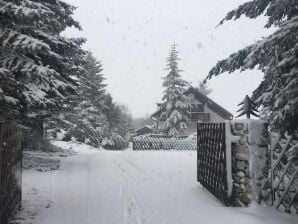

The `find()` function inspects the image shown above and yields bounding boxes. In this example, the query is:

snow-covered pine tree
[205,0,298,134]
[236,95,259,119]
[48,51,133,149]
[156,43,190,137]
[102,94,133,149]
[66,52,110,147]
[47,51,110,147]
[0,0,82,115]
[0,0,84,148]
[81,52,107,110]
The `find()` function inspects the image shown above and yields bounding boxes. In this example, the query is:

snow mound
[23,144,76,172]
[51,140,101,153]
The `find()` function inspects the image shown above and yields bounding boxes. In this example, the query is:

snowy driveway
[21,142,296,224]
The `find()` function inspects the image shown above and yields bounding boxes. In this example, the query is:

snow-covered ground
[14,141,297,224]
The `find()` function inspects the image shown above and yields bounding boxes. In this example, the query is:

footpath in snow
[15,141,297,224]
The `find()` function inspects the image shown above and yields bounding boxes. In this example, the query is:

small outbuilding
[135,125,153,136]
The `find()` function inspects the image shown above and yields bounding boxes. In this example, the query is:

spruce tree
[47,51,110,147]
[0,0,84,148]
[156,43,190,137]
[0,0,82,117]
[48,50,133,149]
[205,0,298,133]
[80,52,107,110]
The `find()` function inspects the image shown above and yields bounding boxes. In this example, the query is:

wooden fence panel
[197,122,230,206]
[0,120,23,224]
[271,133,298,214]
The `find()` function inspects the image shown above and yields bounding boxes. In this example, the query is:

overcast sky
[64,0,273,118]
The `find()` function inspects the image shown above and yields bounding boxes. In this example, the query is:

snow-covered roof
[135,125,153,133]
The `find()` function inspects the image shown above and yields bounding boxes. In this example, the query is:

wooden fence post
[0,121,3,188]
[0,120,23,224]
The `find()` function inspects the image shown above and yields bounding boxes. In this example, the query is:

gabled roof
[135,125,153,133]
[151,87,233,120]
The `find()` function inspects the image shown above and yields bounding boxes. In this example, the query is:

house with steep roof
[151,87,233,136]
[134,125,153,136]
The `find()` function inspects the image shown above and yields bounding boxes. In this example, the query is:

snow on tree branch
[206,0,298,133]
[218,0,297,28]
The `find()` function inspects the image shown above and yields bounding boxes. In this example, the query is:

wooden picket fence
[0,120,23,224]
[133,135,196,150]
[197,122,230,206]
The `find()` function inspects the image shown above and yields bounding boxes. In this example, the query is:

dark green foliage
[0,0,86,148]
[1,0,133,149]
[0,0,83,117]
[46,51,109,148]
[206,0,298,133]
[218,0,298,28]
[102,95,133,149]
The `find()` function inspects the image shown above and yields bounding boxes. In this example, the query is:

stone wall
[228,120,269,207]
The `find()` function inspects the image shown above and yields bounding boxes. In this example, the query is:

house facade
[151,87,233,136]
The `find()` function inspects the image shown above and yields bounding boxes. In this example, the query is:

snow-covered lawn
[16,141,296,224]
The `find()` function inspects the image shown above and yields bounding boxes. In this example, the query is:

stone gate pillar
[227,120,269,206]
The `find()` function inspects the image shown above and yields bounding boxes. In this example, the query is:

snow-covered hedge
[132,135,196,150]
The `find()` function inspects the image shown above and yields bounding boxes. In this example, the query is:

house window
[190,113,210,122]
[190,104,204,113]
[189,104,210,122]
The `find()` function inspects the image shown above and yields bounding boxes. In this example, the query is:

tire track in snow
[118,152,190,224]
[117,158,148,224]
[117,153,175,224]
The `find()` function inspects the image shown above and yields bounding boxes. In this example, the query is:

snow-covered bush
[102,132,130,150]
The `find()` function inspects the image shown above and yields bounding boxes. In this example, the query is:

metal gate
[197,122,230,205]
[271,133,298,213]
